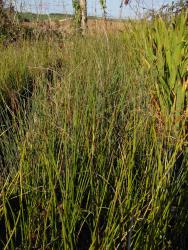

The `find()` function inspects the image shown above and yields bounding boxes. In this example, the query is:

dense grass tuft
[0,13,188,249]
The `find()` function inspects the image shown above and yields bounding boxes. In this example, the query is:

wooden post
[80,0,87,34]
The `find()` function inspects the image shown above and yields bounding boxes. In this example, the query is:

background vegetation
[0,1,188,249]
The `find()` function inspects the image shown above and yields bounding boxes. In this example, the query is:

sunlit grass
[0,14,187,249]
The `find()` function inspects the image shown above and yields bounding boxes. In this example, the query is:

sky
[14,0,174,18]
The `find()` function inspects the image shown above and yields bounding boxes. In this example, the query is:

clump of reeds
[0,10,187,250]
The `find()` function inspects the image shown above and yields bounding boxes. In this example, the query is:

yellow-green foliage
[0,15,187,250]
[0,41,59,101]
[144,12,188,133]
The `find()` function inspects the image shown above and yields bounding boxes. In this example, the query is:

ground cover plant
[0,4,188,250]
